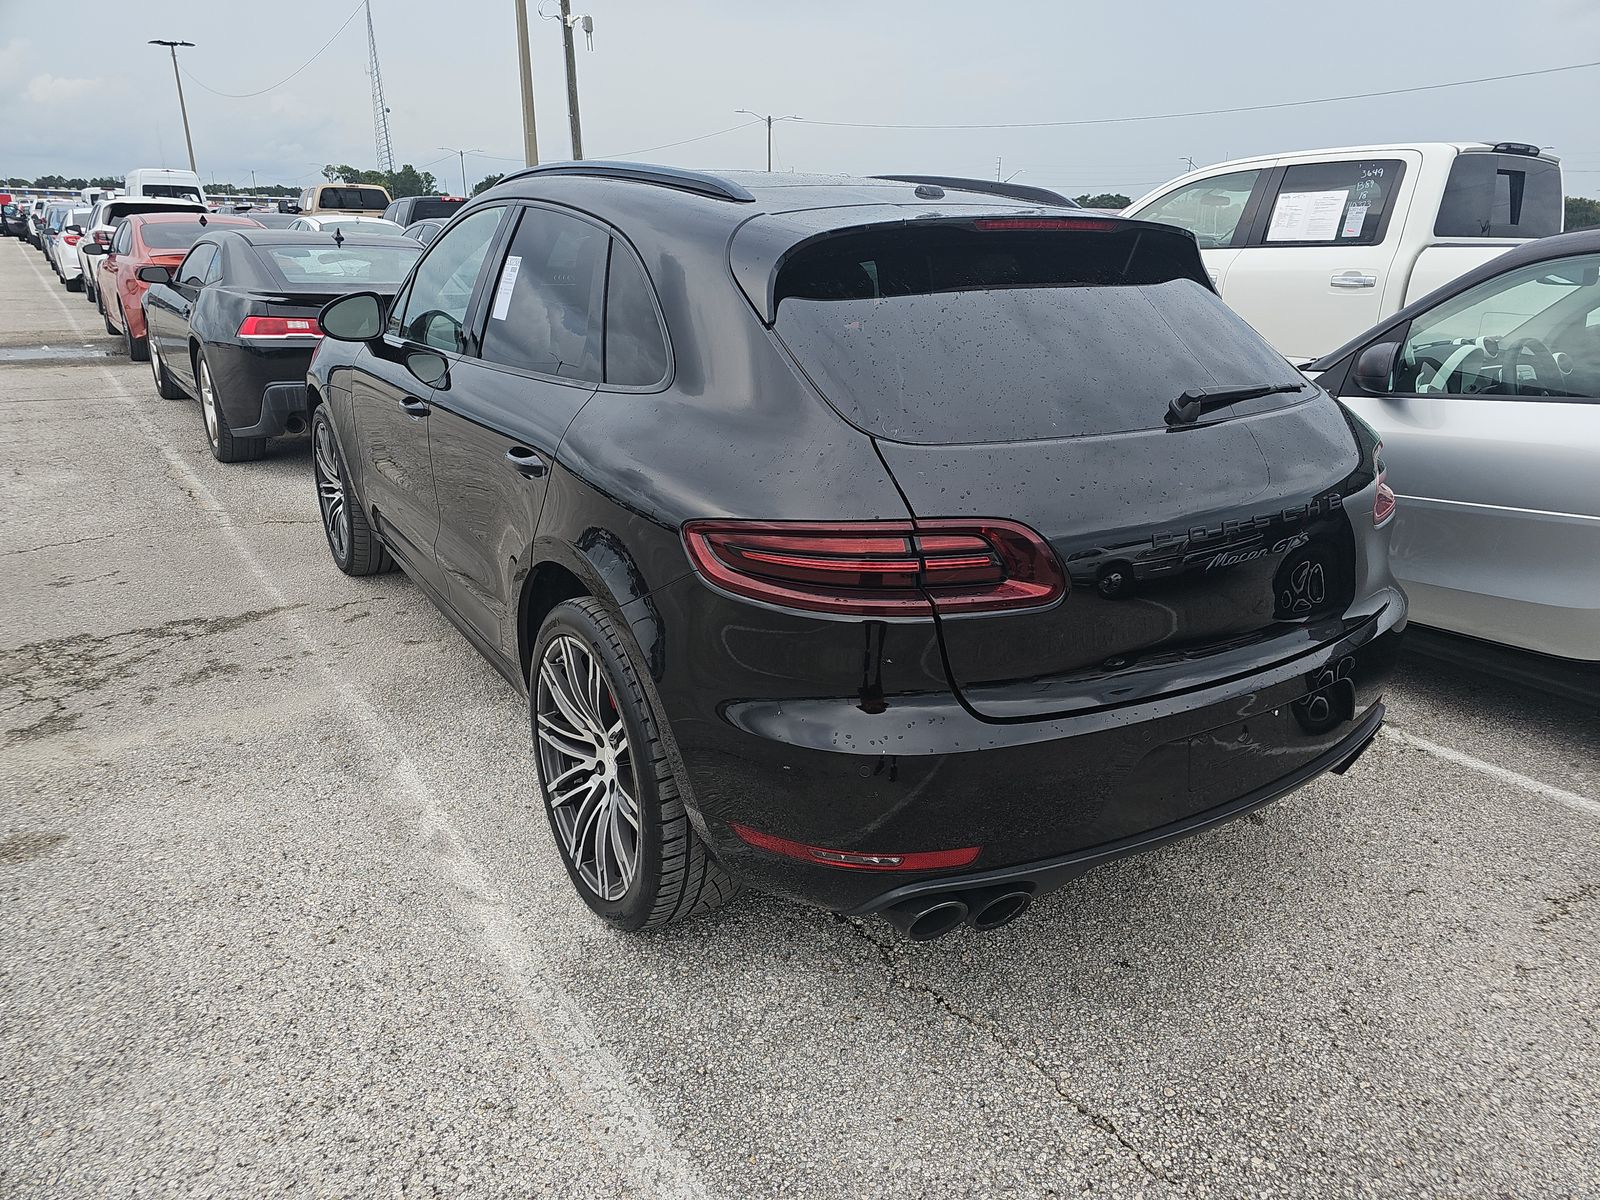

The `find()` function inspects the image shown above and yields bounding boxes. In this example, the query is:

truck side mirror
[1354,342,1399,393]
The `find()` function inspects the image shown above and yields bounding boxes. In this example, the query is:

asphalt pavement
[2,235,1597,1199]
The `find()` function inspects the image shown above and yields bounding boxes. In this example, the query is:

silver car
[1308,229,1600,663]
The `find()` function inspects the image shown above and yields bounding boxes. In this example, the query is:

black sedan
[140,230,420,462]
[309,165,1405,940]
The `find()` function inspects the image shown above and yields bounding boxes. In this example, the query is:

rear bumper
[209,344,316,438]
[642,571,1405,913]
[847,700,1384,914]
[232,382,311,438]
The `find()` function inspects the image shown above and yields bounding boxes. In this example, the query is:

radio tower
[366,0,395,174]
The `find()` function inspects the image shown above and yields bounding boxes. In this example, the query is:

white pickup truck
[1124,142,1564,362]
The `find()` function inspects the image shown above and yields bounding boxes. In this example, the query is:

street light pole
[557,0,583,159]
[735,110,800,172]
[514,0,540,166]
[438,147,481,197]
[149,40,198,175]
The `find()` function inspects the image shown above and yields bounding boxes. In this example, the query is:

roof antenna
[198,213,208,225]
[333,228,345,247]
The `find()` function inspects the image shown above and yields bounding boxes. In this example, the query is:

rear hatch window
[406,198,464,221]
[318,187,390,212]
[772,221,1303,444]
[263,244,420,286]
[1435,152,1562,238]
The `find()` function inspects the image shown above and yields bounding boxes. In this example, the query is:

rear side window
[773,223,1301,444]
[480,207,606,381]
[603,246,668,386]
[1435,153,1562,238]
[1262,159,1404,245]
[140,222,209,250]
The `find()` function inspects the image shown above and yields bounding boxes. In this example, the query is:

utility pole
[149,40,197,175]
[514,0,540,166]
[438,147,481,196]
[558,0,583,159]
[735,111,800,172]
[1180,155,1198,172]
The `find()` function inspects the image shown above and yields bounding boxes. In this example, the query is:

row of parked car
[5,154,1593,941]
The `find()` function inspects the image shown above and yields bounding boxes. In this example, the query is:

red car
[92,212,262,360]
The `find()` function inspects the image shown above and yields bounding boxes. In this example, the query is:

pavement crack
[837,914,1171,1185]
[5,531,125,556]
[1536,882,1599,928]
[1,605,301,743]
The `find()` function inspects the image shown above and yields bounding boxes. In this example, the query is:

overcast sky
[4,0,1597,199]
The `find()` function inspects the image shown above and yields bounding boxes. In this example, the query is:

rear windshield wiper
[1166,382,1304,426]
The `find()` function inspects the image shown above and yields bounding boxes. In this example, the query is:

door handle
[506,446,548,478]
[1330,271,1377,289]
[399,397,430,416]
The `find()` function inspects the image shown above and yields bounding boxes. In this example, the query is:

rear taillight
[681,519,1066,616]
[94,230,111,247]
[729,822,980,872]
[972,217,1114,232]
[1373,442,1396,526]
[63,233,80,246]
[236,315,322,340]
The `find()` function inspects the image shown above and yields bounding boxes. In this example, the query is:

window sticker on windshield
[1266,188,1350,242]
[1340,204,1369,238]
[490,255,522,321]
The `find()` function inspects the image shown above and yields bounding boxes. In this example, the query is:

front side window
[1130,170,1261,248]
[177,244,217,286]
[394,206,503,352]
[479,207,607,380]
[1262,159,1405,246]
[1394,254,1600,397]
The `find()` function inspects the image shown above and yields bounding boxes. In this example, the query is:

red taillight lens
[729,822,980,872]
[95,230,111,247]
[682,519,1065,616]
[972,217,1115,232]
[237,315,322,339]
[1374,474,1396,526]
[63,233,80,246]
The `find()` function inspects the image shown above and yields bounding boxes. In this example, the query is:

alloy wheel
[312,419,349,561]
[199,360,219,445]
[535,634,641,902]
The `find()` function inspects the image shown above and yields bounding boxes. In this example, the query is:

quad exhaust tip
[881,885,1034,940]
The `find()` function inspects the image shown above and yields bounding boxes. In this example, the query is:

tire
[124,308,148,361]
[311,405,392,575]
[532,598,738,932]
[149,336,183,399]
[196,352,266,463]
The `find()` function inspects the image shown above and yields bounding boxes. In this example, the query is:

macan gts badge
[308,162,1406,941]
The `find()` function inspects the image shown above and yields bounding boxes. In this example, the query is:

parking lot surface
[2,238,1597,1199]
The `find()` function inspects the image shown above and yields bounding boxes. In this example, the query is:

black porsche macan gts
[139,230,421,462]
[307,163,1406,940]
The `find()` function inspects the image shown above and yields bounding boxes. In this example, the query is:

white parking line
[1381,726,1600,820]
[21,247,712,1200]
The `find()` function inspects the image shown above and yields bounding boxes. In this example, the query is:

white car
[49,206,96,290]
[1124,142,1563,363]
[287,214,405,236]
[76,196,208,308]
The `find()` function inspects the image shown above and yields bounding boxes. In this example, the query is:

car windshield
[773,222,1304,444]
[263,243,421,286]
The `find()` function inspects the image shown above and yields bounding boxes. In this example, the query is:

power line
[179,1,365,99]
[605,119,765,159]
[799,59,1600,131]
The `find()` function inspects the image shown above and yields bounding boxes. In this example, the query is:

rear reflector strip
[972,217,1116,232]
[729,822,981,872]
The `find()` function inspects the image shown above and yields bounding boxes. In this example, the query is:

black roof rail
[872,175,1079,207]
[494,160,756,203]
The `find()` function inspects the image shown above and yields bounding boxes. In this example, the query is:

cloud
[24,73,102,106]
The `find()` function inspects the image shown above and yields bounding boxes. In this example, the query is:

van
[125,169,206,205]
[294,182,392,216]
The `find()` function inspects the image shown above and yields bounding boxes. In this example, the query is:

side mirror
[136,264,172,284]
[318,291,385,341]
[82,242,105,256]
[65,224,83,235]
[1353,341,1399,393]
[406,350,449,387]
